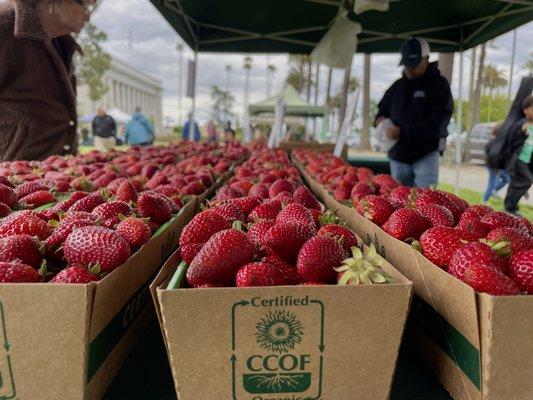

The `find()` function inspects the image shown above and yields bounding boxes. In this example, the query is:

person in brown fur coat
[0,0,93,161]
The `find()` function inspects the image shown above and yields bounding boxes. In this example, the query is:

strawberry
[210,203,246,223]
[456,217,489,239]
[420,227,478,270]
[50,266,100,284]
[19,190,56,208]
[388,186,413,209]
[227,196,262,216]
[236,262,289,287]
[449,242,509,282]
[263,222,314,263]
[297,236,346,283]
[64,226,131,272]
[45,218,95,255]
[186,229,255,287]
[415,190,461,223]
[116,217,152,248]
[350,182,375,199]
[460,263,520,295]
[518,216,533,236]
[247,220,275,249]
[275,203,315,227]
[509,250,533,294]
[481,211,527,233]
[293,186,321,210]
[70,176,95,192]
[318,224,359,253]
[417,204,454,228]
[336,244,392,285]
[269,179,294,198]
[0,262,40,283]
[248,183,269,199]
[356,195,394,226]
[0,235,43,267]
[181,181,206,195]
[115,181,138,203]
[92,201,133,228]
[486,227,533,255]
[180,243,205,264]
[261,256,302,284]
[215,186,245,200]
[15,181,49,199]
[69,193,107,212]
[333,187,352,201]
[248,199,282,222]
[52,191,88,212]
[0,211,51,239]
[137,192,172,224]
[179,210,230,248]
[462,204,493,219]
[0,183,17,208]
[0,202,10,217]
[382,208,430,241]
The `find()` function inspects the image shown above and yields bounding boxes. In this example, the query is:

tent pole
[454,49,464,195]
[188,51,198,141]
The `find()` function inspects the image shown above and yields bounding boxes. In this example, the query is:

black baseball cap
[399,38,430,68]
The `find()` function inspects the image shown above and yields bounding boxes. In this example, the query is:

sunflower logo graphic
[255,310,303,354]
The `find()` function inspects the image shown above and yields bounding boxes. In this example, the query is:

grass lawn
[438,183,533,221]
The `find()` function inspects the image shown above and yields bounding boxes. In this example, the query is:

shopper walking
[206,120,218,143]
[92,106,117,152]
[183,114,201,142]
[504,96,533,215]
[0,0,93,161]
[375,38,453,188]
[125,107,155,146]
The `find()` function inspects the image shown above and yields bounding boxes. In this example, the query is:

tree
[76,1,111,103]
[266,64,277,96]
[465,42,486,158]
[211,85,235,125]
[286,55,312,94]
[482,64,507,121]
[243,57,253,141]
[524,59,533,75]
[225,65,233,91]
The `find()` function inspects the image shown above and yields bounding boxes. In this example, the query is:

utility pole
[507,29,517,107]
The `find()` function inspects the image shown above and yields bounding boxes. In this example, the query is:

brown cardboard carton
[279,141,348,160]
[296,164,533,400]
[0,198,197,400]
[152,245,413,400]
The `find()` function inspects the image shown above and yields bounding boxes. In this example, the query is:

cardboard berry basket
[0,197,198,400]
[295,162,533,400]
[150,245,413,400]
[279,141,348,160]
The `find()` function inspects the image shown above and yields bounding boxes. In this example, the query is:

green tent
[149,0,532,53]
[249,85,326,117]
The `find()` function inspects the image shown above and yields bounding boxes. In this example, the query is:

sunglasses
[74,0,96,13]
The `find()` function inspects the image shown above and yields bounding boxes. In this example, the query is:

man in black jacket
[375,38,453,187]
[92,106,117,153]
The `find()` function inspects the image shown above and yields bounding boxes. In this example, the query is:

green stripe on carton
[411,296,481,390]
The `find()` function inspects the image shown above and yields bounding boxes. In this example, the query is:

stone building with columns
[77,56,163,133]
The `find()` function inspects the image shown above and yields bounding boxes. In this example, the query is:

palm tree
[483,64,507,121]
[225,64,232,92]
[266,64,277,96]
[524,59,533,75]
[211,85,235,125]
[243,56,253,141]
[286,55,312,94]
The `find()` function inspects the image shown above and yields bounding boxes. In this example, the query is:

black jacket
[504,118,530,171]
[376,62,453,164]
[92,115,116,139]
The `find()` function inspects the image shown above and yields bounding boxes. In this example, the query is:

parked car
[448,122,497,163]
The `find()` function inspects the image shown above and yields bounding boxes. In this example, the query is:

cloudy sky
[90,0,533,125]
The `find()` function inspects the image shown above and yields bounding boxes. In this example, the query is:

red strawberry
[293,186,321,210]
[137,192,172,224]
[236,262,289,287]
[415,190,461,223]
[388,186,413,209]
[486,227,533,255]
[0,202,10,217]
[45,218,95,255]
[210,203,246,223]
[0,235,43,267]
[19,190,56,208]
[69,193,107,212]
[182,181,206,196]
[180,243,205,264]
[50,266,100,284]
[179,210,231,248]
[215,185,245,201]
[115,181,138,203]
[420,227,478,270]
[0,184,17,207]
[333,187,352,201]
[509,250,533,294]
[261,255,302,284]
[463,204,493,219]
[275,203,315,227]
[318,224,359,253]
[186,229,255,287]
[263,222,314,263]
[227,196,262,216]
[356,195,394,226]
[64,226,131,272]
[70,176,95,192]
[456,217,489,239]
[15,181,48,199]
[460,263,520,295]
[382,208,430,241]
[350,182,375,199]
[116,217,152,248]
[52,191,88,212]
[248,183,269,199]
[92,201,133,228]
[297,236,346,283]
[449,242,509,281]
[0,211,51,239]
[269,179,294,197]
[518,216,533,236]
[0,262,40,283]
[417,204,454,228]
[247,220,275,249]
[481,211,527,233]
[248,199,282,222]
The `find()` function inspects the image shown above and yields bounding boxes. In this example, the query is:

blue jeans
[389,151,439,188]
[483,167,511,202]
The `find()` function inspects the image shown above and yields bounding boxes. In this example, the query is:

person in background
[504,96,533,215]
[206,119,218,143]
[0,0,93,161]
[483,124,511,203]
[92,106,116,152]
[125,106,154,146]
[224,121,236,142]
[375,38,453,188]
[183,113,201,142]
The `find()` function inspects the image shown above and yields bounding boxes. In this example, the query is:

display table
[348,153,391,174]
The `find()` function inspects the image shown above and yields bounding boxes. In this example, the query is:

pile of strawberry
[177,146,392,288]
[294,149,533,296]
[0,142,247,284]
